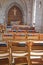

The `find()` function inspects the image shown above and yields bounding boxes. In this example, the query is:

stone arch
[8,5,23,25]
[4,1,27,25]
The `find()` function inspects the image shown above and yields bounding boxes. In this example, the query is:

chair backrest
[31,41,43,50]
[40,34,43,40]
[0,41,8,52]
[27,33,39,40]
[11,42,28,52]
[2,33,14,41]
[14,32,26,41]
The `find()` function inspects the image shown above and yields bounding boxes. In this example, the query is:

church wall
[35,0,42,32]
[41,0,43,33]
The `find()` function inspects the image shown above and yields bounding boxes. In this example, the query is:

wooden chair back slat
[0,41,8,51]
[2,33,14,41]
[14,32,26,40]
[27,33,39,40]
[40,34,43,40]
[11,42,27,52]
[31,41,43,50]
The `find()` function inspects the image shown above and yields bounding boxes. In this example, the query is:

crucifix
[14,8,17,16]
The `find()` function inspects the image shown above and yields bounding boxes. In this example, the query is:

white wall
[35,0,42,32]
[41,0,43,33]
[32,0,43,33]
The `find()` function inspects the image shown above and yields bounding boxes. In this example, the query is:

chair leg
[27,56,31,65]
[12,58,14,63]
[9,55,12,65]
[9,47,12,65]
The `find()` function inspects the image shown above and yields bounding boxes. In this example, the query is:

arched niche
[4,2,27,26]
[7,5,23,26]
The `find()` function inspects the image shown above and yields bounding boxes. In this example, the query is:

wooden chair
[2,32,14,64]
[27,33,39,41]
[30,41,43,65]
[10,41,31,65]
[0,41,10,65]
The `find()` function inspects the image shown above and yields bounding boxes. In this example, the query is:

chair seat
[31,52,43,55]
[30,56,41,59]
[0,53,9,57]
[12,55,42,59]
[12,53,28,57]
